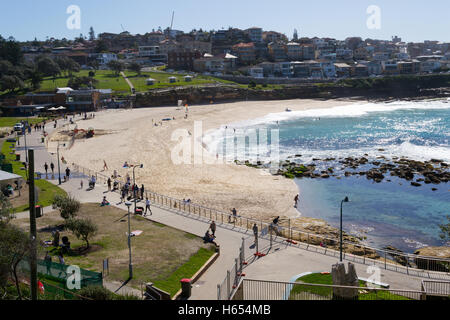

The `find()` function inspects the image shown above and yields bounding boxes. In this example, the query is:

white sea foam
[204,100,450,163]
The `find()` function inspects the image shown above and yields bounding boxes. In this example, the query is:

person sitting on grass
[203,231,219,247]
[101,196,110,207]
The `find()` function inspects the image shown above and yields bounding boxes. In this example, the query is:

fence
[236,279,425,301]
[71,163,450,281]
[18,259,103,292]
[217,238,250,301]
[421,280,450,298]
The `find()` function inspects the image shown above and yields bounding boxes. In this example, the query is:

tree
[0,224,32,300]
[89,27,96,41]
[0,193,13,227]
[128,62,141,76]
[52,194,80,220]
[67,76,97,90]
[439,215,450,243]
[0,38,23,65]
[0,75,24,92]
[65,218,98,249]
[95,39,109,53]
[36,56,61,78]
[107,60,125,76]
[29,70,43,90]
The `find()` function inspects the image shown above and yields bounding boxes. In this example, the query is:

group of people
[204,221,219,247]
[43,162,71,182]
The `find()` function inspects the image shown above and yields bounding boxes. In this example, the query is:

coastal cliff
[135,74,450,108]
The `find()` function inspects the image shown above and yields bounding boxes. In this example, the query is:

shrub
[65,218,98,249]
[76,286,114,300]
[53,194,80,220]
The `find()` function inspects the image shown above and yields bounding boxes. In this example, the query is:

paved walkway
[13,113,445,300]
[120,71,135,94]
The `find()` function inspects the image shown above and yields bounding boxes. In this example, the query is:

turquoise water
[209,100,450,252]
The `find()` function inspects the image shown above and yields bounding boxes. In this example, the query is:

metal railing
[217,238,250,301]
[237,279,425,301]
[421,280,450,297]
[70,163,450,281]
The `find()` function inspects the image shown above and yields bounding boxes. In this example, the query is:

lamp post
[50,142,65,185]
[132,164,143,214]
[125,201,133,279]
[340,196,349,262]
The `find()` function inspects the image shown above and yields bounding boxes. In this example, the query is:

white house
[249,67,264,78]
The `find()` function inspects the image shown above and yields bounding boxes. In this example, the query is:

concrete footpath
[13,114,435,300]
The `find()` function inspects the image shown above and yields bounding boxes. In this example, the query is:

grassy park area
[0,140,67,212]
[12,203,216,297]
[37,70,130,93]
[289,273,411,300]
[0,117,48,129]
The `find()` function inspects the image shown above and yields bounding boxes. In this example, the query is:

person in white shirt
[145,198,152,216]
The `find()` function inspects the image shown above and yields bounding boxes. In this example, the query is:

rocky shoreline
[235,155,449,189]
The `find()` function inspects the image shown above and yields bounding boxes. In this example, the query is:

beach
[58,98,358,228]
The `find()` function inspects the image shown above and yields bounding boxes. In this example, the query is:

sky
[1,0,449,43]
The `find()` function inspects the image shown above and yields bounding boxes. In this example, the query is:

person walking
[80,180,84,190]
[140,184,145,200]
[229,208,237,224]
[65,167,71,180]
[210,221,217,237]
[107,178,112,192]
[103,160,108,171]
[50,162,55,175]
[253,223,258,243]
[294,194,299,208]
[145,197,152,216]
[44,162,49,177]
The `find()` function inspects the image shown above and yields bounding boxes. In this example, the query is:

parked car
[13,123,24,132]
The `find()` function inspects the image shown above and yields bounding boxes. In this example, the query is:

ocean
[207,99,450,252]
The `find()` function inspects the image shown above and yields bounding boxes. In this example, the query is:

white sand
[61,98,358,223]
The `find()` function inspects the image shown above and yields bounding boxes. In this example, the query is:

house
[246,27,263,43]
[336,49,354,60]
[232,42,256,64]
[249,67,264,78]
[420,60,442,73]
[319,61,336,78]
[138,46,167,63]
[268,42,287,61]
[168,49,202,70]
[354,47,369,60]
[193,53,237,74]
[263,31,288,44]
[292,61,310,78]
[334,63,352,77]
[274,62,293,77]
[89,53,118,67]
[301,45,315,60]
[397,60,420,74]
[381,60,399,74]
[66,89,104,112]
[362,60,383,75]
[373,52,391,61]
[351,64,369,77]
[286,42,302,61]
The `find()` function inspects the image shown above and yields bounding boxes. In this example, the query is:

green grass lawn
[290,273,411,300]
[0,117,48,129]
[1,140,67,212]
[124,71,217,91]
[37,70,130,93]
[12,204,216,298]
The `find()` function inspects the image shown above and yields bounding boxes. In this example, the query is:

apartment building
[232,42,256,64]
[246,27,263,43]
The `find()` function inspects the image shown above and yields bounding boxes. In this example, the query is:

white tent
[57,106,66,110]
[48,107,58,111]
